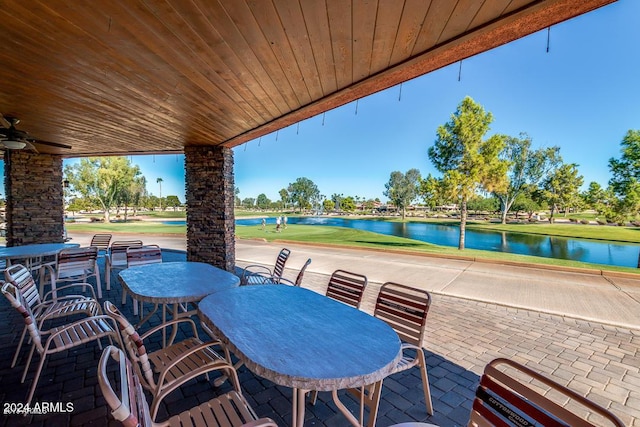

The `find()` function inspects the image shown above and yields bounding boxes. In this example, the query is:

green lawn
[61,214,640,274]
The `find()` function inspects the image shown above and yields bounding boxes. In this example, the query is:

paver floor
[0,241,638,426]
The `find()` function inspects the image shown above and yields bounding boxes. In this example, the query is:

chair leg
[11,326,28,368]
[26,354,48,404]
[105,264,111,291]
[21,344,37,383]
[94,261,102,299]
[417,351,434,415]
[122,289,127,306]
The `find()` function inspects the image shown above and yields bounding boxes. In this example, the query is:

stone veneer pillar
[184,145,235,271]
[4,150,65,246]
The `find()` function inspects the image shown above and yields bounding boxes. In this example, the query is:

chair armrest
[33,298,100,325]
[139,317,201,344]
[241,264,274,285]
[43,282,99,302]
[242,418,279,427]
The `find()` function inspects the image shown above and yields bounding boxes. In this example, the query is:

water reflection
[236,217,639,268]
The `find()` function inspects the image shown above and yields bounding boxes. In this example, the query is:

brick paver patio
[1,250,638,426]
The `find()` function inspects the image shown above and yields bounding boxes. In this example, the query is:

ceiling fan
[0,115,72,152]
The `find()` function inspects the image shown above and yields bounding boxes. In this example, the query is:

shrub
[580,219,590,225]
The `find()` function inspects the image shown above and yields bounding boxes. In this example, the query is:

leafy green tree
[428,96,508,249]
[255,193,271,210]
[540,163,584,222]
[165,195,182,211]
[242,197,255,209]
[582,182,607,213]
[64,157,143,222]
[493,134,561,224]
[287,177,320,213]
[323,198,335,212]
[608,130,640,221]
[341,196,356,212]
[331,193,344,211]
[419,174,449,211]
[467,195,499,214]
[511,186,542,219]
[383,169,421,220]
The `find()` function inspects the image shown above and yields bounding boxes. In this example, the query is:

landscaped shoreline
[58,212,640,274]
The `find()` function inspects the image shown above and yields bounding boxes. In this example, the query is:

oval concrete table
[199,285,402,427]
[118,261,240,343]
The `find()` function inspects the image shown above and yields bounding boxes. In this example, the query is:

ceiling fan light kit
[0,115,71,152]
[1,140,27,149]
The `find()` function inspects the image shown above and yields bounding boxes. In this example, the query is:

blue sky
[4,1,638,204]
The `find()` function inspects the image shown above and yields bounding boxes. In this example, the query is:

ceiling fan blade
[32,139,72,149]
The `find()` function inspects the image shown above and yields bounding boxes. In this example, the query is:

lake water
[163,217,640,268]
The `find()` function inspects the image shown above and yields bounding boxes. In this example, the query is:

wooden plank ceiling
[0,0,615,157]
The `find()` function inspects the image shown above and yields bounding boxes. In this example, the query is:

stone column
[4,150,65,246]
[184,145,235,271]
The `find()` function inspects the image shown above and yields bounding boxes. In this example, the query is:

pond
[232,216,640,269]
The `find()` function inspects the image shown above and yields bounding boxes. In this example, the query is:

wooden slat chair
[98,345,279,427]
[123,245,162,315]
[1,282,120,404]
[3,264,101,369]
[279,258,312,287]
[105,240,143,292]
[325,269,368,308]
[352,282,433,427]
[470,358,625,427]
[104,301,241,421]
[240,248,290,285]
[41,246,102,298]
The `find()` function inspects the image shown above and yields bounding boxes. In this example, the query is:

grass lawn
[61,213,640,274]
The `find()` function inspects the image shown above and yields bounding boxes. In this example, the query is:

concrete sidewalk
[69,232,640,329]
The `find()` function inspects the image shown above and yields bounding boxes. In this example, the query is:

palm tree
[156,177,163,211]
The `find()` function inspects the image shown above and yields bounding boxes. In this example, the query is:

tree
[583,182,607,213]
[383,169,421,220]
[279,188,289,211]
[493,134,561,224]
[287,177,320,213]
[255,193,271,210]
[165,195,182,210]
[331,193,344,211]
[156,177,163,211]
[64,157,143,222]
[341,196,356,212]
[428,96,508,249]
[608,130,640,221]
[242,197,255,209]
[323,199,336,212]
[419,174,449,212]
[234,187,241,207]
[540,163,584,222]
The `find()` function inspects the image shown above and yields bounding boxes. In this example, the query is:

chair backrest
[4,264,41,310]
[103,301,156,391]
[126,245,162,268]
[109,240,143,267]
[90,234,112,251]
[272,248,291,281]
[469,358,625,427]
[293,258,312,286]
[325,269,368,308]
[374,282,431,347]
[98,345,153,427]
[57,246,99,275]
[1,282,44,353]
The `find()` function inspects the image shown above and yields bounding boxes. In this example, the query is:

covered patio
[0,244,638,426]
[0,1,634,426]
